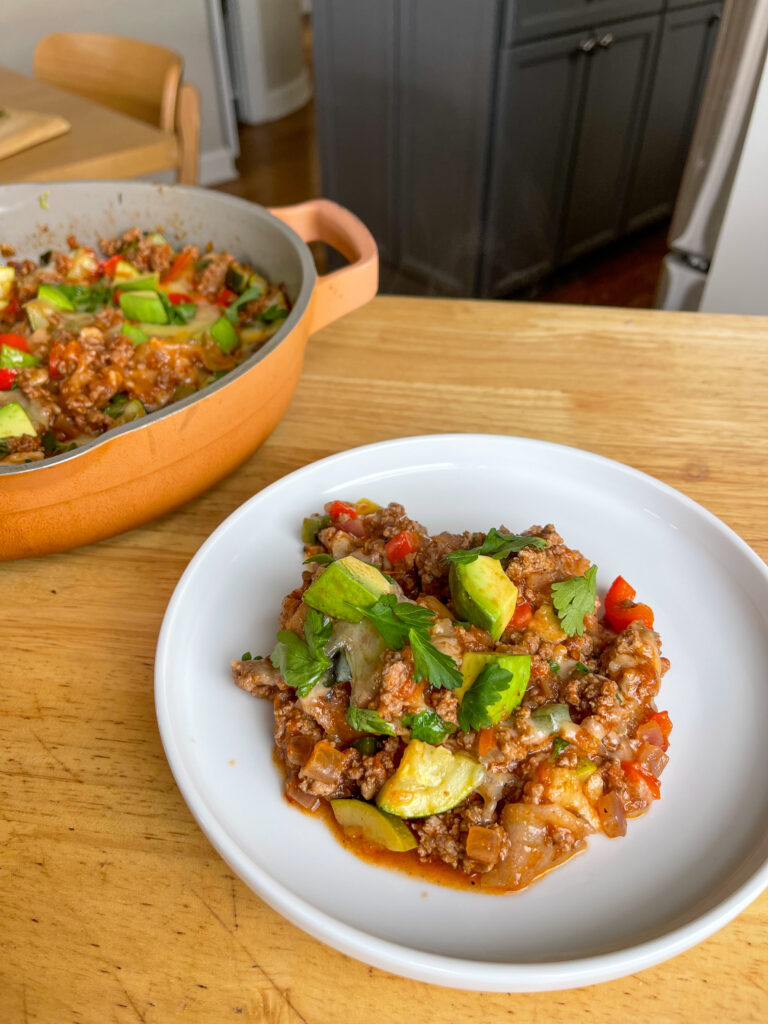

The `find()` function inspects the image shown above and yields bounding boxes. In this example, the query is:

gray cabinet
[624,1,723,230]
[560,14,660,262]
[314,0,722,298]
[482,32,588,294]
[313,0,497,294]
[504,0,662,43]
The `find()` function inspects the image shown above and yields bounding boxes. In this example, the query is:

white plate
[155,434,768,991]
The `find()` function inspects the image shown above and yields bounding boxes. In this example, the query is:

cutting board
[0,106,70,160]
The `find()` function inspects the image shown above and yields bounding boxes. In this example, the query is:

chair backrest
[34,32,182,133]
[176,82,200,186]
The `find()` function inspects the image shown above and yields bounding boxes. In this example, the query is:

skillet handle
[269,199,378,333]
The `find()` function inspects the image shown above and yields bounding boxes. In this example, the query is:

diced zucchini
[147,233,168,246]
[302,513,332,544]
[330,799,417,852]
[118,272,160,292]
[0,266,15,304]
[225,261,250,294]
[121,323,149,346]
[247,272,267,296]
[376,740,485,818]
[24,300,49,331]
[111,399,146,425]
[113,260,140,282]
[530,703,572,735]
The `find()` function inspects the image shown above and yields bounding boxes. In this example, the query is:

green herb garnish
[444,528,548,566]
[360,594,435,650]
[258,304,289,324]
[409,629,463,691]
[224,285,266,323]
[402,709,457,745]
[548,659,560,674]
[40,432,76,456]
[241,652,252,661]
[346,706,396,736]
[574,661,590,675]
[457,663,513,732]
[303,553,333,566]
[551,565,598,637]
[270,608,332,697]
[552,737,571,757]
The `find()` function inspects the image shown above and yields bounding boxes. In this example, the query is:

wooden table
[3,298,767,1022]
[0,67,178,183]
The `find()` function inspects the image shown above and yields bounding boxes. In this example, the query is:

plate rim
[155,432,768,991]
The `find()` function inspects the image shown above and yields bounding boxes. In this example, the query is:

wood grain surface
[3,297,767,1022]
[0,67,178,184]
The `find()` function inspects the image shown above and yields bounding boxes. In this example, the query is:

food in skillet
[232,500,671,892]
[0,229,290,464]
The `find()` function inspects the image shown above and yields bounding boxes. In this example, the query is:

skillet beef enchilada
[233,499,671,893]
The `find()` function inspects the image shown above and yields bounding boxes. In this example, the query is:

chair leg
[176,82,200,186]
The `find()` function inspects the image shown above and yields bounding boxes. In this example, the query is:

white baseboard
[199,147,238,187]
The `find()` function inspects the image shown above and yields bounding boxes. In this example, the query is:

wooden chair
[33,32,200,185]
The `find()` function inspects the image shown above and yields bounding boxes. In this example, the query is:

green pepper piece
[210,315,239,354]
[119,290,169,324]
[352,736,379,756]
[103,393,129,419]
[38,283,75,310]
[302,513,332,544]
[0,344,40,370]
[121,323,149,346]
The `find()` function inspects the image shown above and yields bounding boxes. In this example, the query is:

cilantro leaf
[224,285,266,323]
[409,628,462,691]
[346,705,396,736]
[259,304,289,324]
[445,528,548,566]
[57,282,113,311]
[457,663,513,732]
[361,594,435,650]
[574,661,590,675]
[270,609,332,697]
[304,607,333,659]
[552,737,571,757]
[241,651,252,661]
[402,709,457,745]
[303,552,333,565]
[551,565,598,637]
[548,659,560,674]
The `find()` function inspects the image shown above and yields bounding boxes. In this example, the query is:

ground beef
[197,251,233,297]
[231,658,284,698]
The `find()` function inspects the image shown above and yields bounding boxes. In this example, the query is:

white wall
[701,52,768,314]
[0,0,239,186]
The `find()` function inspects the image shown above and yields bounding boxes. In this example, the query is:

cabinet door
[482,32,588,296]
[559,14,660,263]
[624,2,722,230]
[397,0,498,294]
[313,1,397,263]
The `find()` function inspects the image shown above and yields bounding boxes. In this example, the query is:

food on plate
[0,230,290,464]
[232,500,671,891]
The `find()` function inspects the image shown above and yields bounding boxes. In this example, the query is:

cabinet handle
[598,33,614,48]
[577,37,597,53]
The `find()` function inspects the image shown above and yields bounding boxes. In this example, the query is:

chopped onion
[285,777,321,811]
[285,734,315,767]
[636,741,669,778]
[636,719,665,748]
[300,740,346,785]
[465,826,502,867]
[596,790,627,838]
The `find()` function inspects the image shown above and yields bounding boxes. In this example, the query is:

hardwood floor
[215,59,668,310]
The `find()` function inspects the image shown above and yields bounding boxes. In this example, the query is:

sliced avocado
[456,651,531,723]
[38,283,74,310]
[449,555,518,640]
[376,740,485,818]
[210,316,239,353]
[0,402,36,439]
[331,799,417,852]
[119,290,168,324]
[0,345,39,370]
[118,272,160,292]
[303,556,393,623]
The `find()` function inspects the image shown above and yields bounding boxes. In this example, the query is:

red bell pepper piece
[604,575,654,632]
[0,367,17,389]
[1,298,21,321]
[385,530,420,563]
[509,600,533,630]
[167,292,192,305]
[329,500,358,521]
[161,250,193,284]
[101,254,122,277]
[0,333,30,352]
[621,761,661,800]
[215,287,238,307]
